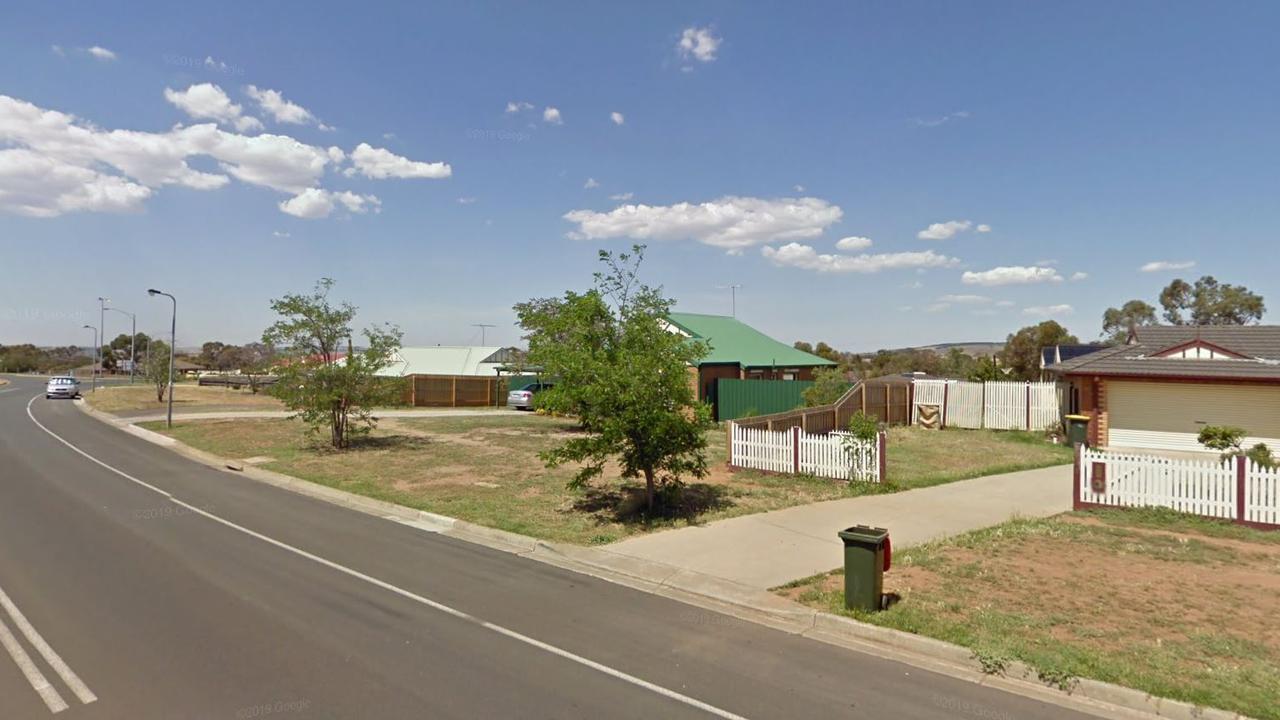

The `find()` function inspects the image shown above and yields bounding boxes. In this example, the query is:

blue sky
[2,1,1276,351]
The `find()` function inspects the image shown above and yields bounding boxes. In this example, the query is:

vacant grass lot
[148,417,1072,545]
[777,508,1280,720]
[885,426,1071,489]
[85,383,283,414]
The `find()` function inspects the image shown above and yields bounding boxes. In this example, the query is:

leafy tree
[199,341,227,369]
[1100,300,1157,343]
[793,341,815,354]
[998,321,1078,381]
[515,245,713,514]
[263,279,402,449]
[1159,276,1264,325]
[99,345,118,372]
[144,340,172,402]
[1197,425,1277,468]
[802,366,851,407]
[967,355,1004,382]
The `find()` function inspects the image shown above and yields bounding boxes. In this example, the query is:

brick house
[1047,325,1280,453]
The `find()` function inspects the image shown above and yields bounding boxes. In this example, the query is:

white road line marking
[0,606,68,714]
[25,396,749,720]
[0,585,97,705]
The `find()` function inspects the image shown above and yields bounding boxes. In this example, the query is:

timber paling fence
[1075,446,1280,529]
[731,380,911,434]
[728,423,884,482]
[405,374,501,407]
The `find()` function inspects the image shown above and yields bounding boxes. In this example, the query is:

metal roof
[665,312,836,368]
[377,346,509,377]
[1047,325,1280,381]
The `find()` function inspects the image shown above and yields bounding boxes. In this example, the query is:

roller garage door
[1107,380,1280,452]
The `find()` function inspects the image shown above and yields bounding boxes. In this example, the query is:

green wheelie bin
[838,525,890,612]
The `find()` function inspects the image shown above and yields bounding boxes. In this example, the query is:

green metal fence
[715,378,814,421]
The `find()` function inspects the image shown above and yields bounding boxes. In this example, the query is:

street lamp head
[82,324,93,330]
[147,289,160,296]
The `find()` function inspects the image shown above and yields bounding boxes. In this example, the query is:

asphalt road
[0,376,1105,719]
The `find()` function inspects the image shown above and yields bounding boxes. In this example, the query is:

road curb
[73,404,1253,720]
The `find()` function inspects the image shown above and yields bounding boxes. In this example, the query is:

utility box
[838,525,890,612]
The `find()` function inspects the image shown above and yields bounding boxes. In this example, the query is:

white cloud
[761,242,960,274]
[1070,271,1089,281]
[245,85,319,126]
[976,224,991,233]
[564,196,843,251]
[272,230,290,238]
[87,46,117,62]
[610,111,625,125]
[583,177,599,189]
[834,236,872,251]
[910,110,970,127]
[164,84,263,132]
[456,196,477,204]
[917,220,974,240]
[0,93,438,218]
[543,107,563,125]
[1139,260,1196,273]
[348,143,451,179]
[51,45,65,57]
[962,266,1064,286]
[505,101,534,114]
[793,184,805,193]
[995,299,1016,308]
[678,26,721,63]
[278,188,379,219]
[924,302,952,313]
[1023,304,1074,317]
[609,192,633,201]
[937,294,991,304]
[0,148,152,217]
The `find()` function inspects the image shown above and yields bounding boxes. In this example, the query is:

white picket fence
[911,380,1060,431]
[1076,446,1280,528]
[729,423,882,482]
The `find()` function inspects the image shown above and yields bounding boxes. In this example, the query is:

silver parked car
[506,383,553,410]
[45,375,82,399]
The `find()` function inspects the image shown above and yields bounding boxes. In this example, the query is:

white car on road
[45,375,82,399]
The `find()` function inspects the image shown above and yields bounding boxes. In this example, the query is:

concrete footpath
[603,464,1073,589]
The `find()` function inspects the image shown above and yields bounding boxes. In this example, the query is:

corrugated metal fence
[715,378,815,421]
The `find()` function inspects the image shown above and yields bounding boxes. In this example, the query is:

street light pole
[148,289,177,428]
[96,297,108,391]
[106,306,137,384]
[81,325,97,389]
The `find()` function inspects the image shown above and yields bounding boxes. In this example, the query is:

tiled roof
[1047,325,1280,380]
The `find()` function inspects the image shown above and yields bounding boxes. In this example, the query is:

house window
[1068,383,1080,415]
[782,372,796,381]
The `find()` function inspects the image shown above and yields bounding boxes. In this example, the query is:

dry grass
[148,417,1074,545]
[776,509,1280,719]
[85,383,283,414]
[886,426,1072,489]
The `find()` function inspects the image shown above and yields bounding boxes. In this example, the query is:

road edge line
[70,401,1238,720]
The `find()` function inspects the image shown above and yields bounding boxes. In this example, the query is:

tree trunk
[643,467,655,513]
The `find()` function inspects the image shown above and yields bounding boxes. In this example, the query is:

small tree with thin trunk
[263,279,402,449]
[515,246,713,514]
[144,340,171,402]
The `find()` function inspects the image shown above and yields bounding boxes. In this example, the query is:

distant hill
[858,341,1004,356]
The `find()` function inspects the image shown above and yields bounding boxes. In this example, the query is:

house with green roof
[665,312,836,419]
